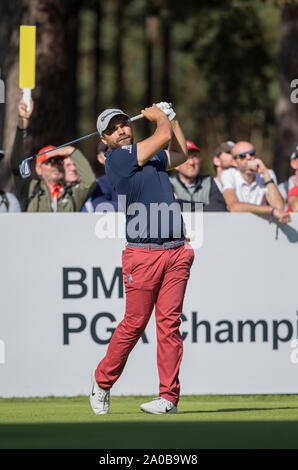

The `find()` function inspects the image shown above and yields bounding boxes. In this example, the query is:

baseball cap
[35,145,66,168]
[97,108,130,135]
[214,140,235,156]
[290,145,298,160]
[186,140,200,152]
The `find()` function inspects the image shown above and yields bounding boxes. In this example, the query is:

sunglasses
[234,149,256,160]
[42,158,65,166]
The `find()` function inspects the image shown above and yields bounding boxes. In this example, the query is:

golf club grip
[129,103,172,122]
[129,114,144,122]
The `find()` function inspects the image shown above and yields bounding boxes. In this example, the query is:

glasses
[42,158,65,166]
[234,149,256,160]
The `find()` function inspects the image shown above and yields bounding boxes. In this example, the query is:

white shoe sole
[140,405,177,414]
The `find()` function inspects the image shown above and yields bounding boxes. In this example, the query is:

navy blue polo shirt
[105,144,185,243]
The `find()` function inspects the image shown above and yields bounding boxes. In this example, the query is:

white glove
[156,101,176,121]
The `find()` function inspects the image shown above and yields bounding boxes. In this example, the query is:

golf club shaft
[24,113,145,163]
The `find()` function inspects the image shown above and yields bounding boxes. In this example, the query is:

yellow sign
[19,26,36,89]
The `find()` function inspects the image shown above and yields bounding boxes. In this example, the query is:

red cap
[186,140,200,152]
[35,146,65,169]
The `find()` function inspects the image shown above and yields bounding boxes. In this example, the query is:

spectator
[221,140,290,224]
[62,154,82,208]
[64,156,80,185]
[212,141,236,192]
[169,140,227,211]
[278,145,298,212]
[0,150,21,213]
[286,146,298,212]
[82,141,118,212]
[288,185,298,212]
[10,95,97,212]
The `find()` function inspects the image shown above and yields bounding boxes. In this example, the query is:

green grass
[0,395,298,449]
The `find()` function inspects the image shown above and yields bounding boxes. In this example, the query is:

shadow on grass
[180,406,298,414]
[1,421,298,449]
[110,406,298,416]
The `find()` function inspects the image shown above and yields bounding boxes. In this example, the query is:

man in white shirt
[221,141,290,224]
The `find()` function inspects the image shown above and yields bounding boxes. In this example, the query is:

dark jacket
[82,175,118,212]
[169,174,227,211]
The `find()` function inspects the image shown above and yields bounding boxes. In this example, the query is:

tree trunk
[0,0,80,191]
[0,0,23,191]
[94,0,102,121]
[274,3,298,182]
[161,5,171,102]
[144,14,157,136]
[114,0,124,109]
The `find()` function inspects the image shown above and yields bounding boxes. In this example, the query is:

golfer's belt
[127,240,185,250]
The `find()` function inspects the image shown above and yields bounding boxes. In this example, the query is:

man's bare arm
[18,92,34,130]
[223,188,291,224]
[165,119,188,170]
[136,104,172,167]
[247,159,284,210]
[40,146,75,158]
[223,188,272,214]
[263,176,285,210]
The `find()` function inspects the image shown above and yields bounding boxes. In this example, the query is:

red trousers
[95,244,194,406]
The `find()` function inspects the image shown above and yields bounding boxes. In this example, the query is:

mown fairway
[1,395,298,449]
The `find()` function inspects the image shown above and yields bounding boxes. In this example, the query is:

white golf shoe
[89,370,110,415]
[140,397,177,414]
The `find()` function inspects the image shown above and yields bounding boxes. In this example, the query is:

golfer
[90,102,194,414]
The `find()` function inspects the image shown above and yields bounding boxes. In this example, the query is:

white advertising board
[0,213,297,397]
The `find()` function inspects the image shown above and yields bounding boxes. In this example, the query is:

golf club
[19,112,148,178]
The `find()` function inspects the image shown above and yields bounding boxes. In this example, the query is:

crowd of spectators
[0,95,297,223]
[10,96,97,212]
